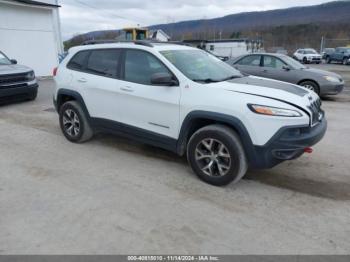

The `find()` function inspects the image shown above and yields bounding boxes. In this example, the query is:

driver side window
[263,56,286,70]
[124,50,171,85]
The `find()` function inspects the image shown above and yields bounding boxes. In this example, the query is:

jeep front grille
[308,98,323,126]
[0,73,29,87]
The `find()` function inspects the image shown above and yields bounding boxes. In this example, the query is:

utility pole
[320,36,325,53]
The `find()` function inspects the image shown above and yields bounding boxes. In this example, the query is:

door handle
[77,78,87,83]
[120,87,134,93]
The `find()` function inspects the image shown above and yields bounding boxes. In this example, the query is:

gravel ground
[0,64,350,254]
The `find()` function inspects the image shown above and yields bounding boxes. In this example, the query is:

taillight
[53,67,58,77]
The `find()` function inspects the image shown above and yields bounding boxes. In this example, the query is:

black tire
[187,125,248,186]
[343,58,349,65]
[326,56,332,64]
[59,101,93,143]
[303,57,308,64]
[299,80,320,95]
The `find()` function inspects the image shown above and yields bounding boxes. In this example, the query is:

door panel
[70,49,123,122]
[260,55,297,84]
[118,49,180,139]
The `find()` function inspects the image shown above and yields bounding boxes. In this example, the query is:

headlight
[324,76,340,83]
[26,71,35,81]
[248,104,302,117]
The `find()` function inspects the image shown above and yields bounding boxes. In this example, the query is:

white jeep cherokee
[54,41,327,186]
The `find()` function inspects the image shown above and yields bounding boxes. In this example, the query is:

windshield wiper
[192,78,220,83]
[219,75,242,81]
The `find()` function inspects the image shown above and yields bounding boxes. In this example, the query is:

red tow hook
[304,147,313,154]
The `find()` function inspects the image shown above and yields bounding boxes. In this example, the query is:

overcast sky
[59,0,331,40]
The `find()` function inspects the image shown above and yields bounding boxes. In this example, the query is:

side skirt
[91,118,178,153]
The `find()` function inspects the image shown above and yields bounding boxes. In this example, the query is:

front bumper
[0,82,38,100]
[307,57,322,63]
[320,82,345,95]
[250,118,327,169]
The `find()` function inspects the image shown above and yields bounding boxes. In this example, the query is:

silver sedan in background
[227,53,344,96]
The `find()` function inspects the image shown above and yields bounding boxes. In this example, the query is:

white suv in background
[293,48,322,64]
[54,41,327,186]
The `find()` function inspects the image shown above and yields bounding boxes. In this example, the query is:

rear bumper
[0,83,38,100]
[250,118,327,169]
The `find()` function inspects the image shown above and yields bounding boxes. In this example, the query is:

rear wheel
[187,125,248,186]
[59,101,93,143]
[299,80,320,95]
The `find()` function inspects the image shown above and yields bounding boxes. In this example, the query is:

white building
[150,29,171,42]
[0,0,63,76]
[205,39,263,58]
[184,39,263,58]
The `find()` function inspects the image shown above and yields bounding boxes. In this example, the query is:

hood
[0,64,33,75]
[210,76,319,110]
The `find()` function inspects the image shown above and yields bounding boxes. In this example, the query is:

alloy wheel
[62,109,80,137]
[302,84,315,92]
[195,138,231,177]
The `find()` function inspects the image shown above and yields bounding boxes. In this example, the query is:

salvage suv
[53,41,327,186]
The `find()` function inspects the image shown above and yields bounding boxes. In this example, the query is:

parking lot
[0,64,350,254]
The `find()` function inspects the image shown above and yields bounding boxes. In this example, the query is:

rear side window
[86,49,120,78]
[67,51,89,70]
[236,55,261,66]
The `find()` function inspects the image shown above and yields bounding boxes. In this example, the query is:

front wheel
[303,57,308,64]
[343,58,349,65]
[299,80,320,95]
[326,56,332,64]
[187,125,248,186]
[59,101,93,143]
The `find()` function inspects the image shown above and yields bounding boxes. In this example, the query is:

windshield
[160,49,242,83]
[0,52,11,65]
[282,55,307,69]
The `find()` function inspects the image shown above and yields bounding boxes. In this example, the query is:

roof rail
[81,39,191,48]
[81,39,154,47]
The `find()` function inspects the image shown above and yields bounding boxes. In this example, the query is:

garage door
[0,2,59,76]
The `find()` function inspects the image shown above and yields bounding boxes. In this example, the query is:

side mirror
[283,65,291,71]
[151,73,178,86]
[10,59,17,64]
[221,56,229,62]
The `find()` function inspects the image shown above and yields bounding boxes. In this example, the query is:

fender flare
[176,111,256,164]
[56,89,91,121]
